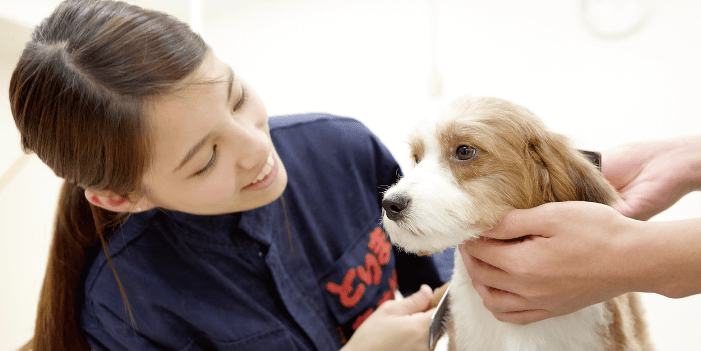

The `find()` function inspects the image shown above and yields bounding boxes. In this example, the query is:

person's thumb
[611,197,634,218]
[479,209,533,240]
[396,284,433,314]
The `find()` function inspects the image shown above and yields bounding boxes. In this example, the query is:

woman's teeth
[253,152,274,183]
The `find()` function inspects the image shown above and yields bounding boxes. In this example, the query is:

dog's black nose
[382,193,411,222]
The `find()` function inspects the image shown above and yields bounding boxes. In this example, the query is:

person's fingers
[461,247,515,289]
[412,307,435,324]
[408,307,435,350]
[393,284,433,315]
[459,239,523,277]
[491,309,552,325]
[479,208,549,241]
[467,258,553,325]
[470,271,552,325]
[472,283,534,314]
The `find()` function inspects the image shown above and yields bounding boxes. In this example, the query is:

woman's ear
[84,189,154,213]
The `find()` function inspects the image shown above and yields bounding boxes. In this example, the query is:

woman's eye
[193,145,218,177]
[233,85,248,111]
[456,145,476,160]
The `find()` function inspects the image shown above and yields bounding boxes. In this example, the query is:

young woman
[10,1,443,350]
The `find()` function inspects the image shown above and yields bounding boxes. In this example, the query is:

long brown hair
[9,0,207,349]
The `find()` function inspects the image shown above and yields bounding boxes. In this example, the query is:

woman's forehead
[146,54,230,169]
[188,52,230,84]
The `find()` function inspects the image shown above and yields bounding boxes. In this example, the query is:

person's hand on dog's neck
[459,135,701,325]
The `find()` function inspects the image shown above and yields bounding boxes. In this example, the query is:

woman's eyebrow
[226,66,235,105]
[174,131,215,173]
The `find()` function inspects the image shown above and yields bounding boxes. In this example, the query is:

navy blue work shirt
[79,114,444,350]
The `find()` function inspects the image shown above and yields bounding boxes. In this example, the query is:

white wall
[1,0,699,350]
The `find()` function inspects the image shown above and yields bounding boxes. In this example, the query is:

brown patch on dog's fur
[446,317,457,351]
[603,294,655,351]
[448,97,616,207]
[408,128,426,165]
[429,97,619,234]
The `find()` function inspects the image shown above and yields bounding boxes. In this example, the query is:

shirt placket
[241,198,340,350]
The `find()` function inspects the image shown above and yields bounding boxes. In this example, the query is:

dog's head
[381,96,618,254]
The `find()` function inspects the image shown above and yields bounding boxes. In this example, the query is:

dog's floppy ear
[527,136,617,206]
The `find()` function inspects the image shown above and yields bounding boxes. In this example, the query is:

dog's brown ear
[527,136,617,205]
[565,154,618,205]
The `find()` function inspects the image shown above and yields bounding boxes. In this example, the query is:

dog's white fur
[381,133,480,253]
[382,96,653,351]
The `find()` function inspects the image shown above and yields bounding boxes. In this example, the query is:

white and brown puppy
[381,96,653,351]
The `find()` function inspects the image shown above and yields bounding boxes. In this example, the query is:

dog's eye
[456,145,476,160]
[412,154,421,164]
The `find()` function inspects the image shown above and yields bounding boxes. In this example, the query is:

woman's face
[141,52,288,215]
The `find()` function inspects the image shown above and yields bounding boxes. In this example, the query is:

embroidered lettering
[367,253,382,285]
[356,265,371,286]
[368,227,391,265]
[388,269,398,292]
[357,253,382,285]
[326,268,365,308]
[326,228,396,314]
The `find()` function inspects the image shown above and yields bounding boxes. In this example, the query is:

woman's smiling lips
[242,150,278,191]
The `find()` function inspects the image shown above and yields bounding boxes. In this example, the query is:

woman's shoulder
[270,113,399,185]
[81,210,185,303]
[80,210,234,330]
[270,113,388,159]
[269,113,378,143]
[269,113,367,130]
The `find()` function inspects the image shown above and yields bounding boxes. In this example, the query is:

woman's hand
[341,285,436,351]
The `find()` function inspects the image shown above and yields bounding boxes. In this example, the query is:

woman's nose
[234,124,268,170]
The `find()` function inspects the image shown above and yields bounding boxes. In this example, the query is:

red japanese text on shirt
[325,227,397,330]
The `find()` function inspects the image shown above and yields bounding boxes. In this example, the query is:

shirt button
[258,252,263,257]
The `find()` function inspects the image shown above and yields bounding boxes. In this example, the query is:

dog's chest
[448,252,610,351]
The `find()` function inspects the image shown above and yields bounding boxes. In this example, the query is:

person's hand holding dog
[460,202,638,325]
[460,135,701,325]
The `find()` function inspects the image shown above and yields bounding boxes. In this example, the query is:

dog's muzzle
[382,193,411,221]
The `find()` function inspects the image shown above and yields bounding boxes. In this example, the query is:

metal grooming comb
[428,284,450,350]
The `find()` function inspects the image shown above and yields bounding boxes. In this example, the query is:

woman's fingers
[491,309,553,325]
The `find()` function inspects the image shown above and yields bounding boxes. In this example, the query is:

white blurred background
[1,0,700,350]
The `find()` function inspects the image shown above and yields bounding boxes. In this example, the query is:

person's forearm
[668,135,701,193]
[623,217,701,298]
